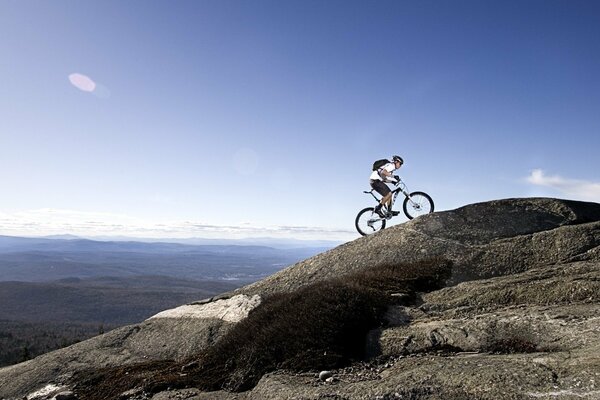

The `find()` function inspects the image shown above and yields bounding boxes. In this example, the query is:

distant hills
[34,234,344,249]
[0,235,337,368]
[0,235,334,282]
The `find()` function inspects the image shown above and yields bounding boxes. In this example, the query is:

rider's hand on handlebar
[394,175,400,184]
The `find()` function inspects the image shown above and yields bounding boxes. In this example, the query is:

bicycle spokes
[355,207,386,235]
[403,192,434,219]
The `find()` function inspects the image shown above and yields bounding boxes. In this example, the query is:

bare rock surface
[237,198,600,296]
[2,197,600,400]
[148,262,600,400]
[149,294,262,323]
[144,199,600,400]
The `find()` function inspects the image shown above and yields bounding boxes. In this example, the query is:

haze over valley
[0,235,335,367]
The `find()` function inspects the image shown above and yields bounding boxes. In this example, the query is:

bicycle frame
[363,179,411,209]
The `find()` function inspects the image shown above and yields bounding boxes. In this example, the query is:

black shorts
[370,179,391,197]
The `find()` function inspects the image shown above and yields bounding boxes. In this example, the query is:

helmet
[392,155,404,164]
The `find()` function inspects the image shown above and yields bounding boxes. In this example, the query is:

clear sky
[1,0,599,241]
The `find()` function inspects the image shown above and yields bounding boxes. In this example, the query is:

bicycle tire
[402,191,434,219]
[355,207,386,236]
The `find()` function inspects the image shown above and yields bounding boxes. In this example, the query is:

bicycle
[355,178,434,236]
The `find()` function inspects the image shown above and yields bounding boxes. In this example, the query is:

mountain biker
[370,155,404,218]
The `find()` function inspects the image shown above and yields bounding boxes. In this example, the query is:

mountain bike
[355,178,434,236]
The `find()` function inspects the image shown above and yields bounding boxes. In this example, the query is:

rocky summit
[1,197,599,400]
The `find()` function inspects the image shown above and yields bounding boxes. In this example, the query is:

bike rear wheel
[402,191,434,219]
[355,207,387,236]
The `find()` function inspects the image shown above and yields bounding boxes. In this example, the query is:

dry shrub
[347,258,452,296]
[486,337,538,354]
[176,280,388,392]
[73,258,452,398]
[483,322,540,354]
[72,360,177,400]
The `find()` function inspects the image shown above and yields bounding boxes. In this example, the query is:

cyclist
[370,155,404,218]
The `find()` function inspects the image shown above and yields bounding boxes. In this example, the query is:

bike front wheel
[355,207,387,236]
[402,192,434,219]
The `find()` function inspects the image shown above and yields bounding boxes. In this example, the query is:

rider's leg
[374,201,385,217]
[370,180,391,217]
[382,193,392,209]
[383,193,400,216]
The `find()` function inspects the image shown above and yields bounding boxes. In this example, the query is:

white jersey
[369,162,396,181]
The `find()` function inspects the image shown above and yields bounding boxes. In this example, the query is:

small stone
[181,361,199,372]
[55,391,77,400]
[319,370,333,381]
[119,387,143,399]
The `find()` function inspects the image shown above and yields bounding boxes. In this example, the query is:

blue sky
[1,0,599,241]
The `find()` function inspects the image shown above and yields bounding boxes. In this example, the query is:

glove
[394,175,400,183]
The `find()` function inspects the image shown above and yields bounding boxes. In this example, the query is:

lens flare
[68,73,97,92]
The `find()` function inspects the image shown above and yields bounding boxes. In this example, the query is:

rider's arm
[381,165,398,183]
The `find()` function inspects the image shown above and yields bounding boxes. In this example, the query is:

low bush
[73,258,452,398]
[485,337,538,354]
[483,322,540,354]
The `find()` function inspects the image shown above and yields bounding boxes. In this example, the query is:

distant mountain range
[35,234,344,249]
[0,235,336,282]
[0,234,338,368]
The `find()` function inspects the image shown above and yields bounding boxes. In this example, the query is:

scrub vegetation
[72,258,453,398]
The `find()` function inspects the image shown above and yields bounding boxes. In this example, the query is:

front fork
[397,189,422,210]
[391,191,400,208]
[392,189,409,208]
